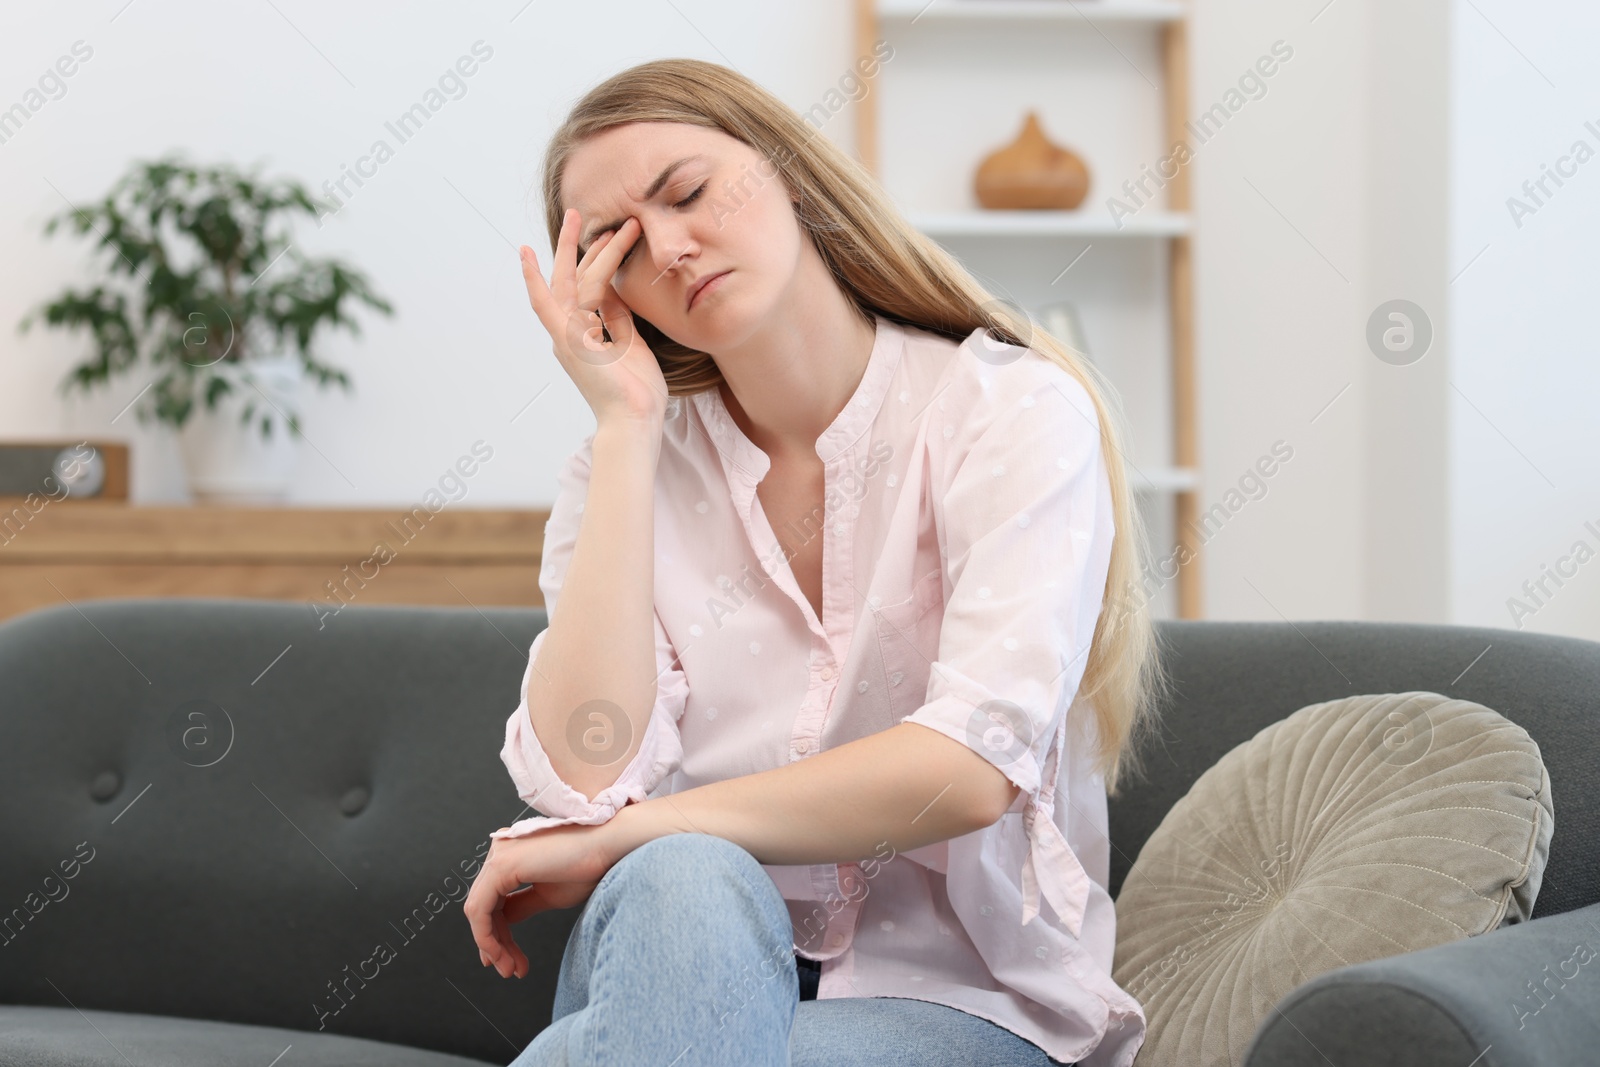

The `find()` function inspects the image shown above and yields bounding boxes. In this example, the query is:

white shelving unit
[855,0,1203,618]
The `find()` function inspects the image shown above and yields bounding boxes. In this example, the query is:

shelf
[858,0,1203,617]
[1130,466,1198,493]
[878,0,1186,24]
[910,210,1190,238]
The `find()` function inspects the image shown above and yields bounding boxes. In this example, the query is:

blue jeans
[508,832,1075,1066]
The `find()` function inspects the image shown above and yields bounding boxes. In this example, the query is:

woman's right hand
[519,208,669,429]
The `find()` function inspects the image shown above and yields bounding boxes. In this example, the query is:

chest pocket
[872,566,944,724]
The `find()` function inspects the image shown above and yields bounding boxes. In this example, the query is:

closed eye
[618,183,706,266]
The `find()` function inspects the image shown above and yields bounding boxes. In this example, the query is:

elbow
[904,720,1026,829]
[975,773,1023,828]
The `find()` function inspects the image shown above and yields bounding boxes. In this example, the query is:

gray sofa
[0,597,1594,1066]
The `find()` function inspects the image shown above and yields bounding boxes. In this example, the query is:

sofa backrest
[1,599,1595,1062]
[0,597,556,1064]
[1105,620,1599,919]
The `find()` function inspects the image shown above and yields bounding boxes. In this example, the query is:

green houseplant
[18,153,394,502]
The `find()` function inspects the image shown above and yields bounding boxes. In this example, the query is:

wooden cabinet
[0,502,548,626]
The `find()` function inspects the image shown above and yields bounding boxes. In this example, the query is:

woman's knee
[589,833,798,1009]
[601,832,787,923]
[607,830,748,881]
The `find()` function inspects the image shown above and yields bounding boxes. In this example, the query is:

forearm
[601,721,1020,867]
[528,419,662,799]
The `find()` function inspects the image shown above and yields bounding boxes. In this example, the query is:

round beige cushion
[1111,690,1554,1067]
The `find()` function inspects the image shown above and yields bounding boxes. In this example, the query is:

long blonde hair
[540,58,1171,796]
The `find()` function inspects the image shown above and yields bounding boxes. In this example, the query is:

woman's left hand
[463,820,618,979]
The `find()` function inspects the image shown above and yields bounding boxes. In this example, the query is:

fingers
[523,207,634,306]
[521,241,604,368]
[575,226,615,276]
[470,906,524,979]
[521,243,598,369]
[575,217,639,312]
[464,851,538,980]
[519,246,555,326]
[463,860,519,969]
[552,206,580,307]
[492,907,530,977]
[523,207,637,369]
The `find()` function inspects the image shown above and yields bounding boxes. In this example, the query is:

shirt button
[820,666,835,680]
[829,934,843,947]
[796,739,811,755]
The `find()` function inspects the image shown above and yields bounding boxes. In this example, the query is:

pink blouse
[490,313,1146,1066]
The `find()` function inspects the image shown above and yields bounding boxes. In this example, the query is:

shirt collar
[689,312,903,475]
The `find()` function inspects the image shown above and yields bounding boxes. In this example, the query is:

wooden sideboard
[0,501,549,626]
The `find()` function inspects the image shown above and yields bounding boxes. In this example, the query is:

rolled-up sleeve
[900,369,1114,936]
[491,436,689,843]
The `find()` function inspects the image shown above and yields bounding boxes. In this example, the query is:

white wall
[2,1,1594,640]
[0,0,858,506]
[1187,0,1597,643]
[1185,0,1383,623]
[1448,0,1600,640]
[1363,0,1450,624]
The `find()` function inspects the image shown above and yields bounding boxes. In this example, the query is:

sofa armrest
[1244,901,1600,1067]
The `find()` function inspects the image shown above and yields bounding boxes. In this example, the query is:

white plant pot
[178,356,305,505]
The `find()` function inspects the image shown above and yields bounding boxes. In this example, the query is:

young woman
[463,58,1170,1067]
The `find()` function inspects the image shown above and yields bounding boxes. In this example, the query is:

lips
[687,270,730,311]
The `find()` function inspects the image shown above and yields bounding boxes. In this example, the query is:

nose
[640,216,695,279]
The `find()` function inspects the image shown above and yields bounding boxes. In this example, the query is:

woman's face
[563,122,804,351]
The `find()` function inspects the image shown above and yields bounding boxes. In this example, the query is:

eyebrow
[577,154,707,248]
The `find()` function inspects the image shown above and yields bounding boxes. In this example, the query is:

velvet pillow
[1111,691,1554,1067]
